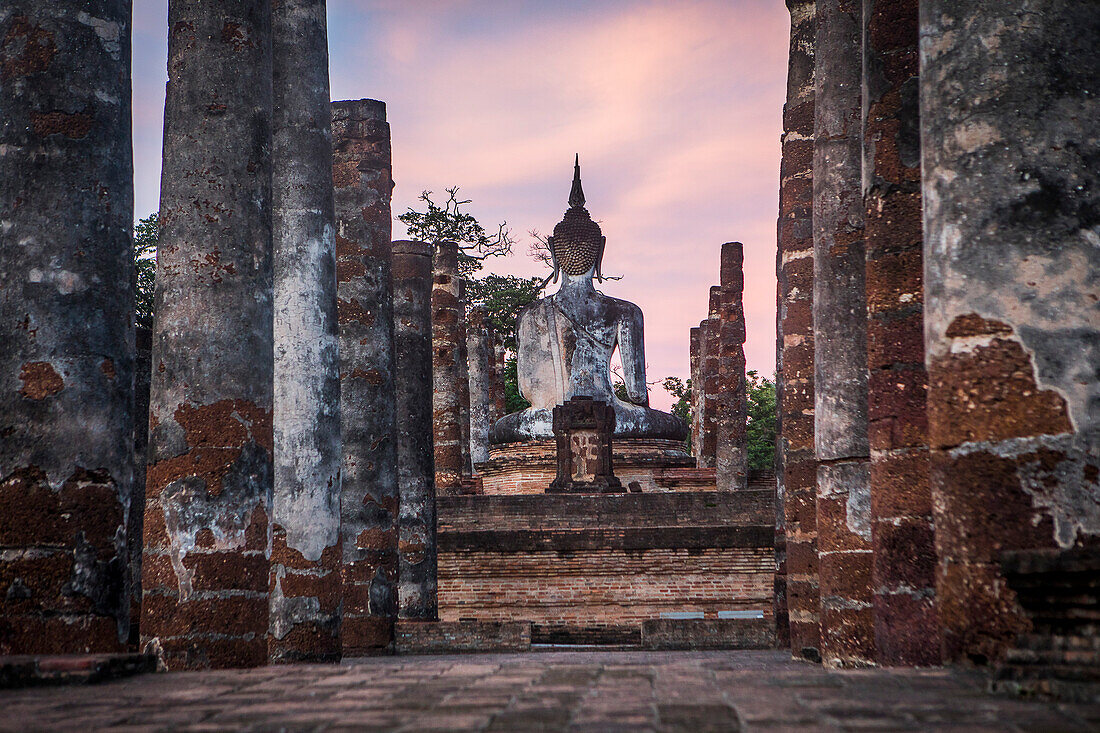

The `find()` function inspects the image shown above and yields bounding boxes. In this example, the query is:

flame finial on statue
[569,153,585,209]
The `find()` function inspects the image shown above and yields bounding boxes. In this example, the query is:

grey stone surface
[715,242,748,492]
[142,0,274,669]
[490,161,687,445]
[2,650,1095,732]
[393,241,438,621]
[467,308,494,467]
[813,0,873,669]
[331,98,398,652]
[0,2,135,652]
[432,241,466,494]
[270,0,341,661]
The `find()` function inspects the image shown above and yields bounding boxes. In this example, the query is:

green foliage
[746,370,777,471]
[465,274,542,352]
[662,376,693,453]
[397,187,513,277]
[503,356,530,413]
[134,213,158,326]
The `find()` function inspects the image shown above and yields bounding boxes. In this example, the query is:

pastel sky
[132,1,789,411]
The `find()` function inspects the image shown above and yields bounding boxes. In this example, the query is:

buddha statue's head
[544,156,607,285]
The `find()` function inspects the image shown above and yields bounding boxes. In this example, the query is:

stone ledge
[0,653,158,689]
[439,525,775,552]
[640,618,775,651]
[395,620,532,655]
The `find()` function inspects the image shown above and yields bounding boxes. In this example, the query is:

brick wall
[437,491,775,644]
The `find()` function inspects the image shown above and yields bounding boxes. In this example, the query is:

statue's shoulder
[516,295,551,324]
[597,292,643,320]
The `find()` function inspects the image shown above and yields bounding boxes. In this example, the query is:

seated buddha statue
[489,157,689,444]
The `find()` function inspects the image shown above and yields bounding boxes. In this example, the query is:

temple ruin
[1,0,1098,711]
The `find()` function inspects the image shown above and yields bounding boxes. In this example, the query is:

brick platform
[478,439,695,494]
[641,618,775,651]
[1,650,1096,731]
[0,654,156,689]
[438,491,775,644]
[395,621,532,655]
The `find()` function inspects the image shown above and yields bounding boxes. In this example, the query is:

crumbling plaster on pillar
[921,0,1100,550]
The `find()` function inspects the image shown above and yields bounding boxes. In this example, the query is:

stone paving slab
[0,650,1096,732]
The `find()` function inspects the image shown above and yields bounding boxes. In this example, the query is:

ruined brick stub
[270,0,341,663]
[467,307,494,468]
[698,288,723,469]
[715,242,748,492]
[142,0,274,670]
[393,241,438,621]
[0,2,134,655]
[432,241,466,496]
[813,0,875,668]
[778,0,820,660]
[863,0,938,667]
[689,327,704,460]
[921,0,1100,664]
[548,397,623,494]
[331,98,397,654]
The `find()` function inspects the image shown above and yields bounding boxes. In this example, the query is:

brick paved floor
[1,650,1097,732]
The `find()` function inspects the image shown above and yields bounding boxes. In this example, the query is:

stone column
[457,280,473,482]
[813,0,874,668]
[467,307,494,468]
[392,241,438,621]
[432,241,465,496]
[698,288,723,469]
[331,98,397,655]
[863,0,937,667]
[0,2,134,655]
[491,335,508,425]
[777,0,819,660]
[270,0,341,663]
[921,0,1100,664]
[689,327,704,459]
[716,242,748,492]
[142,0,274,670]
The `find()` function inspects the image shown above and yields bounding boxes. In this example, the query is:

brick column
[716,242,748,492]
[457,280,473,481]
[0,2,134,655]
[813,0,874,667]
[921,0,1100,664]
[689,327,704,459]
[393,241,438,621]
[491,335,508,426]
[432,241,465,496]
[777,0,821,661]
[698,288,723,469]
[862,0,938,667]
[467,307,493,468]
[142,0,274,670]
[270,0,342,663]
[331,98,398,655]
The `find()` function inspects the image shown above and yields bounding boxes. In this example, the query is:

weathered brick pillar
[392,241,438,621]
[331,98,397,655]
[774,252,790,650]
[457,280,473,481]
[813,0,875,668]
[921,0,1100,664]
[491,335,508,425]
[777,0,820,661]
[689,327,704,459]
[716,242,748,492]
[863,0,937,667]
[467,307,494,468]
[698,287,723,468]
[270,0,341,663]
[0,2,134,655]
[143,0,274,670]
[432,241,465,495]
